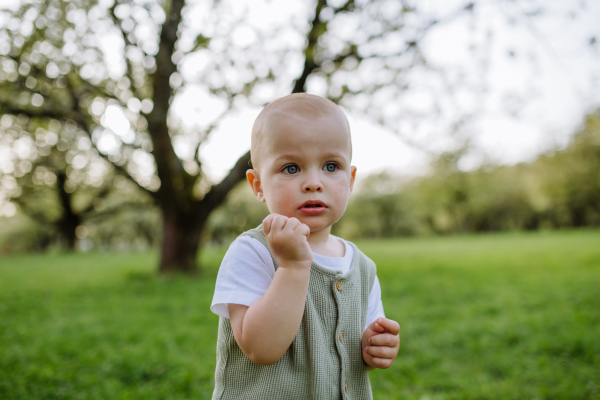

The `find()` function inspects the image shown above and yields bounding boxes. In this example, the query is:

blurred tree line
[336,109,600,239]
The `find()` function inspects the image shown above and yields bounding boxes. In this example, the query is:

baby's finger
[366,345,397,359]
[377,318,400,335]
[367,356,393,369]
[366,318,387,334]
[284,217,301,232]
[369,333,399,348]
[270,214,287,233]
[294,223,310,239]
[262,214,276,236]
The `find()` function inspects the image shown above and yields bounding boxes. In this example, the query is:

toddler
[211,93,400,399]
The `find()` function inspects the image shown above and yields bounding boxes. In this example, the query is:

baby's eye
[283,165,299,174]
[323,163,338,172]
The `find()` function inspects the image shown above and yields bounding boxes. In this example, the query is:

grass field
[1,229,599,399]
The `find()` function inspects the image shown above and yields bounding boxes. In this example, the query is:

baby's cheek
[333,184,352,210]
[271,192,296,216]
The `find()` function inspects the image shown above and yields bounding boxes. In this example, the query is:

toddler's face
[248,110,356,235]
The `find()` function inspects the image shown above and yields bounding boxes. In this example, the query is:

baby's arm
[228,214,312,366]
[361,318,400,370]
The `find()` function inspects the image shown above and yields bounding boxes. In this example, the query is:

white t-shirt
[211,235,385,331]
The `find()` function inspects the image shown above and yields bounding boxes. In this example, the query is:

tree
[534,109,600,227]
[0,112,154,250]
[10,148,112,250]
[0,0,504,272]
[338,108,600,237]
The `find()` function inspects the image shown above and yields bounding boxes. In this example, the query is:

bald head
[250,93,351,169]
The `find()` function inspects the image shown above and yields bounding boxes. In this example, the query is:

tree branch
[0,84,155,200]
[292,0,328,93]
[64,81,157,199]
[78,184,113,215]
[109,0,141,98]
[201,150,250,213]
[145,0,190,211]
[84,200,153,221]
[11,197,53,227]
[0,104,71,120]
[192,94,237,165]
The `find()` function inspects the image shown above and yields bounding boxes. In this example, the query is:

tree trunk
[159,208,204,274]
[56,172,80,250]
[156,151,251,273]
[57,213,80,250]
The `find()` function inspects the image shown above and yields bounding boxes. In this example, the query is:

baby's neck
[307,228,345,258]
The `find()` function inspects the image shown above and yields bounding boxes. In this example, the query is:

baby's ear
[349,166,357,194]
[246,169,265,202]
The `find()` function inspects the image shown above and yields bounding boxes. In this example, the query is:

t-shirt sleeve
[210,236,275,319]
[365,275,386,331]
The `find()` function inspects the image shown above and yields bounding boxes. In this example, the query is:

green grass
[1,230,599,399]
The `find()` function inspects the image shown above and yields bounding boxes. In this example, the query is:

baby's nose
[303,173,323,192]
[304,184,323,192]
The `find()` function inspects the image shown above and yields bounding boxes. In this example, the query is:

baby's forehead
[268,108,345,130]
[266,99,346,123]
[250,94,351,168]
[262,108,350,148]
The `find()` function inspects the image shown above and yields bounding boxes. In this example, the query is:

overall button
[339,331,343,340]
[345,382,348,391]
[336,281,343,291]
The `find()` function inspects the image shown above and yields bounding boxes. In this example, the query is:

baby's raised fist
[263,214,312,270]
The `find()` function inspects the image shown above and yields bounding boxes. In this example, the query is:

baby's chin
[264,209,334,230]
[265,209,295,219]
[301,219,333,233]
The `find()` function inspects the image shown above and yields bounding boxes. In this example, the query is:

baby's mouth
[299,200,327,214]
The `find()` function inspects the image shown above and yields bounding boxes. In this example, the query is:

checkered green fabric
[212,225,376,400]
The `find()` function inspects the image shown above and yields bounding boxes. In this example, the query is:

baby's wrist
[278,259,312,271]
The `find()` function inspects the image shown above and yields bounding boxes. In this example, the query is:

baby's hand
[263,214,312,270]
[361,318,400,369]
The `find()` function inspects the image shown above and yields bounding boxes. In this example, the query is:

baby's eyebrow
[273,152,348,162]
